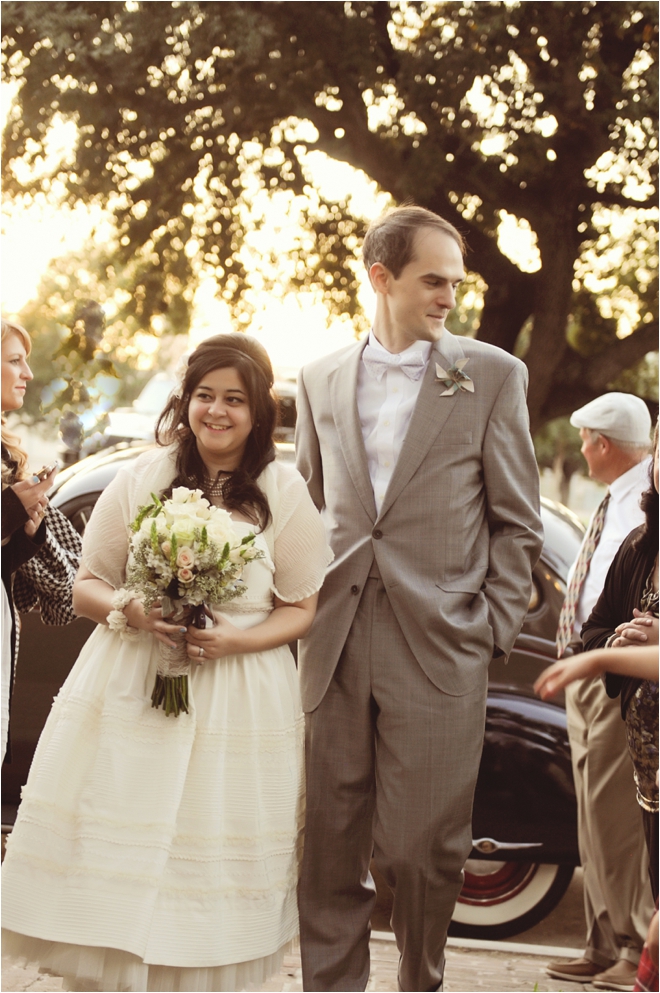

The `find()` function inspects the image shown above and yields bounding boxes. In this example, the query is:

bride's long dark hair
[156,333,277,528]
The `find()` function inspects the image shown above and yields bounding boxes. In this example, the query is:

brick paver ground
[1,938,589,992]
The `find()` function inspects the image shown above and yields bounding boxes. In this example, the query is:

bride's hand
[124,600,186,648]
[185,614,244,663]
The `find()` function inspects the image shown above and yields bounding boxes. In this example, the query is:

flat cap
[570,392,652,445]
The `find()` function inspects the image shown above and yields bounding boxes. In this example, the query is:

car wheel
[56,492,103,536]
[449,860,574,940]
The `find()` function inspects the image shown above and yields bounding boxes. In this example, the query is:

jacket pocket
[431,431,473,446]
[435,579,483,595]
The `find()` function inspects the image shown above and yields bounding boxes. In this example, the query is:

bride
[2,333,331,992]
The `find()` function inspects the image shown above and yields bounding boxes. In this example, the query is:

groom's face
[387,228,465,345]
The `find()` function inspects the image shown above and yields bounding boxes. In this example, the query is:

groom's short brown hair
[363,205,465,279]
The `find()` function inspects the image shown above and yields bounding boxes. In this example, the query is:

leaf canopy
[2,0,658,428]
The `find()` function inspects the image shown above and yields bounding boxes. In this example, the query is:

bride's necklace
[202,469,234,500]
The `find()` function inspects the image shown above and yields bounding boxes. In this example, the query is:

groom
[295,205,543,992]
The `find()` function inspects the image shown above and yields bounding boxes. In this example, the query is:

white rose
[139,516,160,536]
[192,503,212,521]
[209,507,234,533]
[171,487,195,504]
[171,519,196,544]
[207,520,236,548]
[164,503,195,522]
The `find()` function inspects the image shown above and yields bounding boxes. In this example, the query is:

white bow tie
[362,343,427,382]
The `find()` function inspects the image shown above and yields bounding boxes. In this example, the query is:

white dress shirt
[357,332,432,514]
[573,456,651,636]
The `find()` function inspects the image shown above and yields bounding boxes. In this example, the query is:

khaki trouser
[565,675,654,968]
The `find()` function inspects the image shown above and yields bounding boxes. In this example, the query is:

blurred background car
[1,443,583,939]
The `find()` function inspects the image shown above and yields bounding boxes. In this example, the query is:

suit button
[350,585,360,595]
[372,529,383,539]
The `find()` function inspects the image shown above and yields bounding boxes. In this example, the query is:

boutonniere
[435,358,474,396]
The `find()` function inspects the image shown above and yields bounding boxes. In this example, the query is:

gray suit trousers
[298,573,488,992]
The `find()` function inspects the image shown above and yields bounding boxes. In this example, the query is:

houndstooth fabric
[13,504,82,624]
[556,491,610,658]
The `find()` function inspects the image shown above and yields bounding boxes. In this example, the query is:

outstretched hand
[534,654,603,700]
[535,643,659,700]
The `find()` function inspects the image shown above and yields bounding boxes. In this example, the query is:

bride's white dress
[1,449,331,992]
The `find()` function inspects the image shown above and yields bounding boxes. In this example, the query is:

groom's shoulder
[455,336,526,379]
[458,335,521,366]
[300,341,362,381]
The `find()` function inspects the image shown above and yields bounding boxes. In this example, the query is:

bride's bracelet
[107,588,142,640]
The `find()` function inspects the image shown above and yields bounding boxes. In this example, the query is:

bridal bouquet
[122,487,262,716]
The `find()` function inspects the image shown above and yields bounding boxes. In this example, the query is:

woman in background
[536,641,659,993]
[1,318,62,759]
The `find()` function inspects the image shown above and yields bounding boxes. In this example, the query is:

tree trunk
[477,276,536,354]
[524,221,581,432]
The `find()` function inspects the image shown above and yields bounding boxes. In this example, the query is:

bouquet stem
[151,602,209,718]
[151,673,189,717]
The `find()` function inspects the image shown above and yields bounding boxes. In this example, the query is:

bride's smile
[187,366,253,472]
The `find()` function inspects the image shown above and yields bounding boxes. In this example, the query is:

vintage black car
[2,443,584,940]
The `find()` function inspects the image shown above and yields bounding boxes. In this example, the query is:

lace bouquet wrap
[124,487,262,716]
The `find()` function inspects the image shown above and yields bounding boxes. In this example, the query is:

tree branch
[537,325,659,425]
[584,189,658,211]
[371,2,401,79]
[585,324,659,390]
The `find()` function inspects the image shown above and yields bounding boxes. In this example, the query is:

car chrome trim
[472,837,544,854]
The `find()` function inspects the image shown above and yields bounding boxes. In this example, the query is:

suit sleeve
[481,362,544,657]
[295,368,325,513]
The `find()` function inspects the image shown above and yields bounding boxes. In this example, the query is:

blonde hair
[2,319,32,483]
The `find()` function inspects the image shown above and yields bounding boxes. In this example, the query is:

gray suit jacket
[296,330,543,713]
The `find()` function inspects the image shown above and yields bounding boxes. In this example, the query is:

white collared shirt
[357,331,432,513]
[573,456,651,636]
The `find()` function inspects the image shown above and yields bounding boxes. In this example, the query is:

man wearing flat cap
[547,393,654,991]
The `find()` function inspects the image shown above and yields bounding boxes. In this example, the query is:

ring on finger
[198,646,204,658]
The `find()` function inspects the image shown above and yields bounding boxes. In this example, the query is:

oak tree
[2,1,657,429]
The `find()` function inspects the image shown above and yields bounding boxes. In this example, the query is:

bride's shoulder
[126,445,177,479]
[258,460,313,524]
[109,445,176,498]
[260,458,306,493]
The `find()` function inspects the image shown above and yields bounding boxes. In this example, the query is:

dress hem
[2,928,296,992]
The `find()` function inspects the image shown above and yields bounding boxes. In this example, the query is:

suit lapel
[329,340,377,522]
[377,331,466,520]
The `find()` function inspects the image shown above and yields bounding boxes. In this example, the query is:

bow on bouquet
[123,487,262,717]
